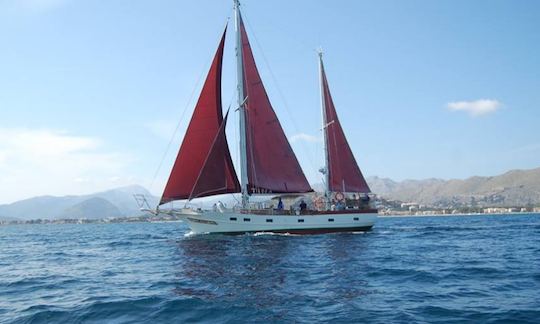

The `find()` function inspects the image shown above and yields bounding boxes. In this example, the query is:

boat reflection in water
[172,231,374,316]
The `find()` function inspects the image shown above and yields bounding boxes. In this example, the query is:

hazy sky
[1,0,539,203]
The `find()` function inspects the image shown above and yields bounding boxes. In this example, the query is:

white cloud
[289,133,321,143]
[0,128,135,204]
[447,99,501,117]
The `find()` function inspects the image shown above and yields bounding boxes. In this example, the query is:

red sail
[160,27,240,204]
[190,110,240,199]
[240,19,312,194]
[321,61,371,193]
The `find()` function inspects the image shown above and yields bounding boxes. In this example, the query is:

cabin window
[243,218,251,222]
[353,217,359,221]
[266,219,273,223]
[230,217,237,221]
[298,219,304,223]
[328,218,334,222]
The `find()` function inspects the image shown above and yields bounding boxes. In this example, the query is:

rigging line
[149,68,203,195]
[241,11,320,177]
[241,1,316,54]
[149,18,231,197]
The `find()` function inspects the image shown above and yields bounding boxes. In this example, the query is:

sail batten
[239,17,312,194]
[160,27,240,205]
[320,60,371,193]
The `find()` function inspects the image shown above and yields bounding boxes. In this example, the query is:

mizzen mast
[318,52,371,195]
[318,50,331,209]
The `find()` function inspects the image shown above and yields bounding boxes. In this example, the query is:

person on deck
[361,194,370,208]
[299,200,307,211]
[277,197,284,210]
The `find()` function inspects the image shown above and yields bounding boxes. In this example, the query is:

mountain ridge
[1,167,539,221]
[0,185,158,221]
[367,167,540,207]
[58,197,124,220]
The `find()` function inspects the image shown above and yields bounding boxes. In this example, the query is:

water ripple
[1,214,539,323]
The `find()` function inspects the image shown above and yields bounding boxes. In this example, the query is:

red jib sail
[321,60,371,193]
[189,109,239,199]
[160,27,240,204]
[240,18,312,194]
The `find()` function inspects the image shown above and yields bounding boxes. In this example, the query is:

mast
[318,50,330,208]
[234,0,249,207]
[318,51,371,195]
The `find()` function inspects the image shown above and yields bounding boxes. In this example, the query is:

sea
[1,214,539,323]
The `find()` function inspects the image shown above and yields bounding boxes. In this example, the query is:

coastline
[379,211,540,218]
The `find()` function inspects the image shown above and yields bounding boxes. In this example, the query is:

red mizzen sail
[240,18,312,194]
[160,27,240,204]
[321,60,371,193]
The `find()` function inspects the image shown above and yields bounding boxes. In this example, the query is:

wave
[252,232,300,237]
[407,306,540,323]
[8,296,268,324]
[2,214,540,323]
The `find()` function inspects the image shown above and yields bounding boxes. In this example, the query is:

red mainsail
[240,18,312,194]
[321,60,371,193]
[160,28,240,204]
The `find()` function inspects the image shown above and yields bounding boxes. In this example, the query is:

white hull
[171,209,377,234]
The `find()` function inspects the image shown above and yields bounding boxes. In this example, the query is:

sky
[1,0,539,204]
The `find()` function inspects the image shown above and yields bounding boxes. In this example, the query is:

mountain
[0,185,158,221]
[58,197,123,220]
[2,167,538,221]
[367,167,540,207]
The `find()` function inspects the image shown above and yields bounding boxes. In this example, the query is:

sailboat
[153,0,378,234]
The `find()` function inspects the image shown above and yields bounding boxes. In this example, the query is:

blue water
[1,214,540,323]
